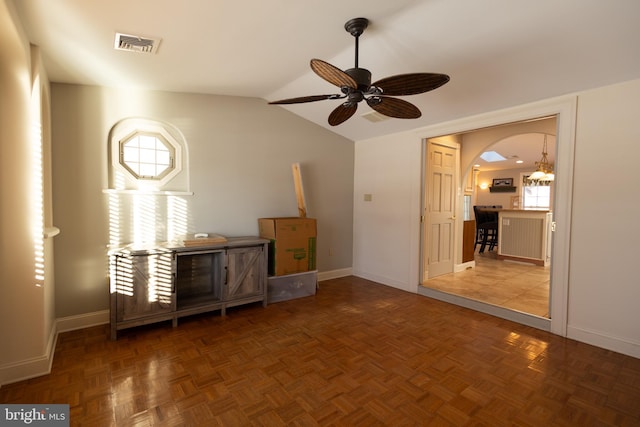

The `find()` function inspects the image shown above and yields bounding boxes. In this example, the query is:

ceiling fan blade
[372,73,450,96]
[366,96,421,119]
[328,103,358,126]
[269,94,344,105]
[310,59,358,89]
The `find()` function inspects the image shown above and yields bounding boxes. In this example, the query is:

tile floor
[423,250,550,317]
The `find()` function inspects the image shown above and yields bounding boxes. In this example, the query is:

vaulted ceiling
[11,0,640,145]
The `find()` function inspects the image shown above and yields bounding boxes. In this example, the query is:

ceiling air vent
[114,32,161,54]
[361,110,390,123]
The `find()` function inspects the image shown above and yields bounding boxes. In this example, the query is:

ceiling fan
[269,17,450,126]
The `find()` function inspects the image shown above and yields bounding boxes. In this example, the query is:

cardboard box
[268,270,318,303]
[258,217,317,276]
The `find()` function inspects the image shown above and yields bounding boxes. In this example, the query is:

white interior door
[425,140,458,279]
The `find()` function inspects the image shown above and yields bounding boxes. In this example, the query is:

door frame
[417,96,577,336]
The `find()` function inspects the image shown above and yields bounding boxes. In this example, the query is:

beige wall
[50,84,355,318]
[0,0,55,383]
[475,167,540,209]
[568,79,640,349]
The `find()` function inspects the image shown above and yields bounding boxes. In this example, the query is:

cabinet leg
[172,317,178,328]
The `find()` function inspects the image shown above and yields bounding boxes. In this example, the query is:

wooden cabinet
[462,220,476,263]
[110,237,268,339]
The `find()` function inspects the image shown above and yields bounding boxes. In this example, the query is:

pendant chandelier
[528,134,554,182]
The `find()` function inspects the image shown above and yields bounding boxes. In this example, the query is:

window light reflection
[133,194,157,244]
[108,177,189,306]
[111,251,173,304]
[146,252,173,304]
[167,196,188,242]
[114,255,134,297]
[30,77,45,285]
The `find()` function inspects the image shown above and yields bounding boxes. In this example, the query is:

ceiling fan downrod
[343,18,372,92]
[344,17,368,69]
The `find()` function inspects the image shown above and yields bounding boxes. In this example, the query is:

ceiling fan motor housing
[345,68,371,92]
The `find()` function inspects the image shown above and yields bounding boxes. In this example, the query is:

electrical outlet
[364,193,372,202]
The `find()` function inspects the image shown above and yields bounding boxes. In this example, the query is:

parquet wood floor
[2,276,639,426]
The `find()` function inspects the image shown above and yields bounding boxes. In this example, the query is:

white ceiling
[11,0,640,150]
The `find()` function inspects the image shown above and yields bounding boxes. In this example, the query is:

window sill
[44,226,60,238]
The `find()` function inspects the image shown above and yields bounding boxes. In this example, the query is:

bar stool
[473,207,498,253]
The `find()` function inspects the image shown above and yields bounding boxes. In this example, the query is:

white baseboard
[567,325,640,359]
[454,260,475,273]
[56,309,109,333]
[0,310,110,387]
[351,270,412,292]
[317,268,352,282]
[0,323,57,387]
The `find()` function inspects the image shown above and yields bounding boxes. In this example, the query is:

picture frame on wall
[492,178,513,187]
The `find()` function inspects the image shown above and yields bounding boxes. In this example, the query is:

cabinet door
[115,253,175,322]
[225,246,264,300]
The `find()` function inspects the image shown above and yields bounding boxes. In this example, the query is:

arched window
[106,118,191,246]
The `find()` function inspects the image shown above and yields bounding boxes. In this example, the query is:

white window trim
[119,131,175,181]
[520,172,552,210]
[108,118,191,194]
[112,122,182,187]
